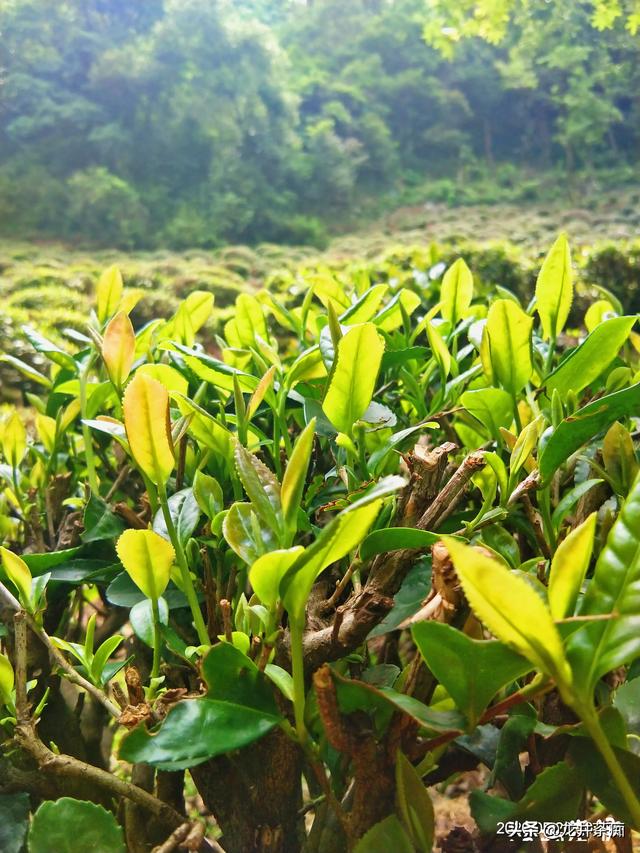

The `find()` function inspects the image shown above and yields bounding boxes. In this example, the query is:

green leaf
[28,799,125,853]
[281,419,315,533]
[91,634,125,685]
[153,488,201,546]
[333,669,465,733]
[193,472,224,521]
[426,320,451,378]
[470,761,583,832]
[22,326,76,370]
[223,502,277,565]
[395,751,435,853]
[353,816,413,853]
[460,388,514,441]
[412,622,532,728]
[444,537,572,688]
[249,547,304,609]
[0,793,30,853]
[264,663,294,702]
[322,323,385,434]
[552,478,603,529]
[340,284,389,324]
[603,421,638,493]
[234,443,282,534]
[360,528,440,561]
[440,257,473,327]
[280,476,404,624]
[368,559,431,639]
[567,471,640,700]
[482,299,533,396]
[535,233,573,341]
[120,644,280,769]
[539,382,640,482]
[368,421,438,475]
[569,735,640,827]
[548,514,596,619]
[545,315,636,397]
[0,354,51,388]
[130,598,169,647]
[82,494,125,543]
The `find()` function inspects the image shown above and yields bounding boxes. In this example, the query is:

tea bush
[1,236,640,851]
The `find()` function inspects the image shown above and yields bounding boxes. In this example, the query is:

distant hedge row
[2,238,639,400]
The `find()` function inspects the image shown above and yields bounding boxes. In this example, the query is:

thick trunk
[191,728,304,853]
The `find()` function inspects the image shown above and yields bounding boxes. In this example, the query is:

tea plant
[1,237,640,852]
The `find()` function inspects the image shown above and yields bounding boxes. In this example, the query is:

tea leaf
[96,266,123,324]
[440,257,473,326]
[444,537,571,686]
[545,315,636,397]
[323,323,384,434]
[536,233,573,341]
[412,621,531,727]
[395,750,435,853]
[116,529,175,601]
[123,373,175,485]
[567,471,640,699]
[29,799,125,853]
[281,419,315,532]
[548,513,596,619]
[102,311,135,389]
[539,382,640,482]
[0,547,33,609]
[482,299,533,396]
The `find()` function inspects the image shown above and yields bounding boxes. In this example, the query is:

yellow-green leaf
[443,537,571,687]
[123,373,175,485]
[440,258,473,326]
[548,514,597,620]
[102,311,135,389]
[509,415,543,477]
[323,323,384,434]
[281,419,316,531]
[250,547,304,609]
[0,546,33,608]
[247,365,277,420]
[536,233,573,341]
[172,291,214,346]
[426,320,451,378]
[0,652,14,708]
[235,293,269,347]
[136,363,188,396]
[481,299,533,396]
[97,265,124,324]
[585,299,616,333]
[1,411,27,468]
[116,529,175,601]
[36,413,57,454]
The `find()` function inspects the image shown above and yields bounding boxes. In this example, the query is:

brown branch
[152,821,191,853]
[295,452,484,668]
[416,451,485,530]
[105,464,131,502]
[321,559,361,613]
[13,610,29,723]
[15,721,186,829]
[0,581,121,718]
